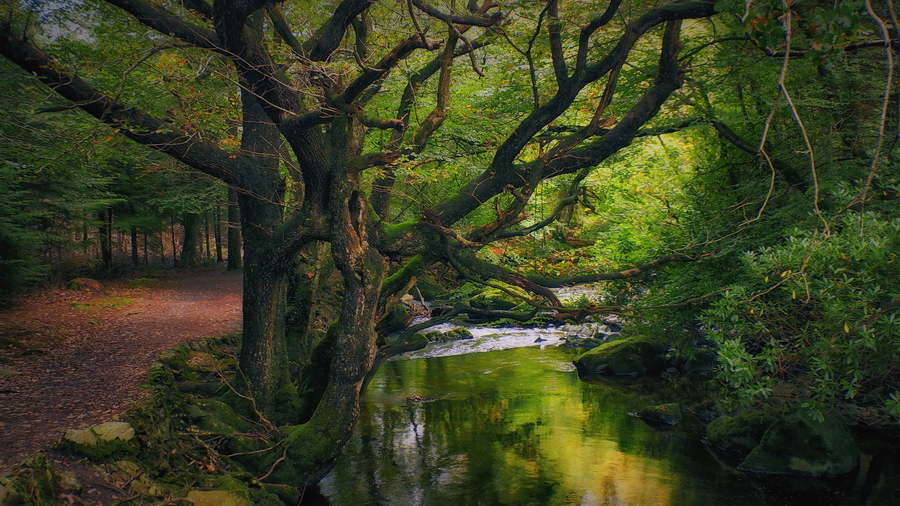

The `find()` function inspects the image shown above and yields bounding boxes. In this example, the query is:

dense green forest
[1,0,898,492]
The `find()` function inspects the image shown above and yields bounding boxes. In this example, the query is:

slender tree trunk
[143,232,149,265]
[214,205,223,262]
[171,218,178,266]
[130,226,139,266]
[98,209,112,271]
[227,188,242,271]
[204,215,211,260]
[181,213,201,266]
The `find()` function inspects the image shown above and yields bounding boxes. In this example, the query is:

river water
[318,333,896,506]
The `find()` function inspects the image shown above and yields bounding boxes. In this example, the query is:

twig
[213,365,277,434]
[853,0,895,231]
[256,444,289,482]
[226,440,283,458]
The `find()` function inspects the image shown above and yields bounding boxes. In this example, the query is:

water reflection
[320,346,892,506]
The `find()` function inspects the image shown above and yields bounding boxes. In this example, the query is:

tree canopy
[1,0,898,491]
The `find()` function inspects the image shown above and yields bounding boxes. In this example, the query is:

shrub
[701,213,900,417]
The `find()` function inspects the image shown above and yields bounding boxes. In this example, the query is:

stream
[316,327,899,505]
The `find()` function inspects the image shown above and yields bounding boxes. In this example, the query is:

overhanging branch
[0,26,245,187]
[104,0,224,54]
[526,252,716,288]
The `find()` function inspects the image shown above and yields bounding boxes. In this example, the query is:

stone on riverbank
[573,336,667,376]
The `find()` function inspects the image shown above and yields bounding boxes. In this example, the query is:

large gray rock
[573,336,667,376]
[738,410,859,476]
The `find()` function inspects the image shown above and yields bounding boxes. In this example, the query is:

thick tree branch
[183,0,214,20]
[547,0,568,84]
[435,1,716,227]
[575,0,622,77]
[104,0,224,53]
[410,0,502,27]
[712,121,806,189]
[302,0,375,61]
[266,4,305,58]
[0,26,244,187]
[541,20,685,178]
[527,252,716,288]
[341,35,442,105]
[409,28,458,152]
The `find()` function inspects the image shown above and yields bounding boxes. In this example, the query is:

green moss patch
[738,410,859,476]
[706,410,783,456]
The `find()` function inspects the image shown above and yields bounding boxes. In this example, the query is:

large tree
[0,0,720,486]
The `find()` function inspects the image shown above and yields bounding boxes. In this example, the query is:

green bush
[701,213,900,417]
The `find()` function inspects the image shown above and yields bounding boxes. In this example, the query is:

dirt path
[0,269,242,472]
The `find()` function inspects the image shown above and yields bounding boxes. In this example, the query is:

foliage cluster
[702,214,900,414]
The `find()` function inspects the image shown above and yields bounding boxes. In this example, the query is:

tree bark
[227,188,242,271]
[180,213,201,266]
[98,209,113,271]
[131,226,139,266]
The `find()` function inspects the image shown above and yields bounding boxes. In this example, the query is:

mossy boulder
[633,403,682,429]
[573,336,667,376]
[186,490,250,506]
[737,410,859,476]
[413,279,446,301]
[706,410,783,456]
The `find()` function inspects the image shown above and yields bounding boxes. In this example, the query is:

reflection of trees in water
[343,378,577,504]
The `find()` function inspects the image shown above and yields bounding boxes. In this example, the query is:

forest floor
[0,267,242,473]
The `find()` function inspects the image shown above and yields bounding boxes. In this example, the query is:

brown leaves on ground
[0,268,242,472]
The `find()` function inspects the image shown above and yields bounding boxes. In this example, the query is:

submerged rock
[682,351,717,376]
[572,336,667,376]
[632,403,682,430]
[560,337,606,350]
[738,410,859,476]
